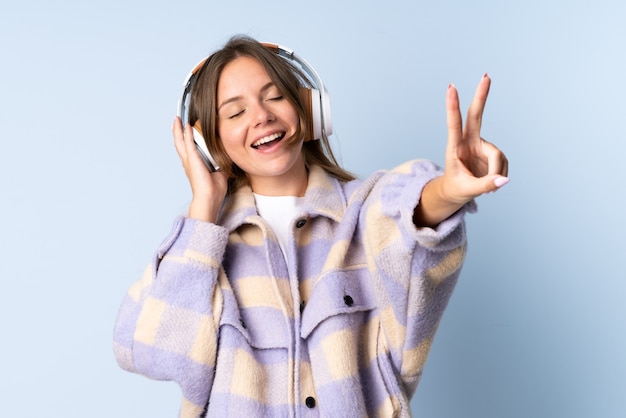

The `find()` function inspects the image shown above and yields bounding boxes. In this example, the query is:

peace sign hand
[413,74,509,227]
[441,74,509,204]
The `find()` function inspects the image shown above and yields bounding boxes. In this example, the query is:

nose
[252,101,275,127]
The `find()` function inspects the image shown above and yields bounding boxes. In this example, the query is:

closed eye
[229,109,245,119]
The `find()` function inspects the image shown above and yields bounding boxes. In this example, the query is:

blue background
[1,0,624,417]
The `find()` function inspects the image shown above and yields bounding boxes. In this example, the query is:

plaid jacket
[113,160,474,417]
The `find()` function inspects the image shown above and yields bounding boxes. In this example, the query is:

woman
[113,35,508,417]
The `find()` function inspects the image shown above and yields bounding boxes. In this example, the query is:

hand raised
[441,74,509,205]
[172,116,228,222]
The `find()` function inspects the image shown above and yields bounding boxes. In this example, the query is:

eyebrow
[217,81,276,112]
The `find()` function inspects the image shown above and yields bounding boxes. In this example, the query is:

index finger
[464,73,491,140]
[446,83,463,153]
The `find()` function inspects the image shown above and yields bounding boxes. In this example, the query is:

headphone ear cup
[192,123,220,171]
[320,87,332,137]
[298,87,322,141]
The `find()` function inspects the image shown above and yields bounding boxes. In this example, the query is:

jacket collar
[218,165,347,232]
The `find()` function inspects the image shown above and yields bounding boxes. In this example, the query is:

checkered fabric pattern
[113,160,475,417]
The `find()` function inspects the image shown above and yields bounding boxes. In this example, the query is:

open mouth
[252,132,286,149]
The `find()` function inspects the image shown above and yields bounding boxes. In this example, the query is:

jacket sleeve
[113,216,229,417]
[360,159,477,396]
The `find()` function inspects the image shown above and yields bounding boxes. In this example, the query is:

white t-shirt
[253,193,300,262]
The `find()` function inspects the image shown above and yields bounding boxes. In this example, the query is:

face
[216,56,305,195]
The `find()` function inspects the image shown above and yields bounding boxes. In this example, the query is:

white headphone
[177,42,332,172]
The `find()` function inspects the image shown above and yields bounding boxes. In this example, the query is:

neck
[249,163,308,197]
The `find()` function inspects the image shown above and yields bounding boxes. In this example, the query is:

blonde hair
[189,35,355,192]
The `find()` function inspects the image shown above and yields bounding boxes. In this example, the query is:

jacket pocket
[218,288,289,349]
[300,269,404,417]
[300,268,376,339]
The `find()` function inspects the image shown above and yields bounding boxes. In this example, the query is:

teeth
[253,132,283,148]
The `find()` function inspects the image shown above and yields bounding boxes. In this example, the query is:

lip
[251,130,286,148]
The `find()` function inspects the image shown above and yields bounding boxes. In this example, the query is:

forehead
[217,56,274,96]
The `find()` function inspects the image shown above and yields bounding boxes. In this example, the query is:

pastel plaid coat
[113,160,474,417]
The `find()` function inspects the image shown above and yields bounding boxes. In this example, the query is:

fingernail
[448,83,455,90]
[494,177,509,188]
[482,72,489,79]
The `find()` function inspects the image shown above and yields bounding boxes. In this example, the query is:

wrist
[414,176,465,228]
[189,197,221,223]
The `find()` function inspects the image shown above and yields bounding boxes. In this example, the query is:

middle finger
[464,73,491,141]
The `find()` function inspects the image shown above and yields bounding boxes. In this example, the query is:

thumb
[465,175,509,198]
[486,175,510,193]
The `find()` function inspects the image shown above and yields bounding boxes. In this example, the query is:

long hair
[189,35,355,192]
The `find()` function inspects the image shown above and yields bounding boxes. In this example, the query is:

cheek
[217,125,250,170]
[283,107,300,133]
[291,112,301,131]
[217,123,243,150]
